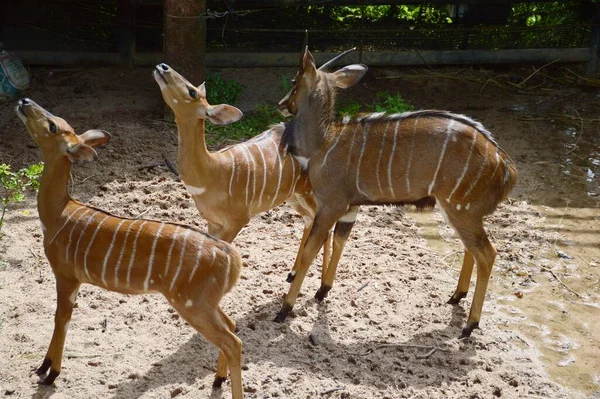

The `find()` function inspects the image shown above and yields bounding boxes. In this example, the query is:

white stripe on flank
[101,219,127,286]
[73,211,99,267]
[269,137,283,208]
[188,235,205,283]
[463,141,489,199]
[375,121,391,196]
[345,124,361,171]
[83,214,110,282]
[387,119,401,196]
[144,222,166,291]
[405,117,420,193]
[428,119,455,195]
[163,226,180,277]
[239,145,252,205]
[355,123,371,198]
[50,206,85,245]
[227,150,236,197]
[255,143,268,209]
[114,219,141,286]
[125,221,149,288]
[170,229,192,292]
[246,145,258,205]
[321,121,347,169]
[65,209,93,262]
[211,247,217,264]
[223,254,231,290]
[286,156,297,198]
[447,130,477,203]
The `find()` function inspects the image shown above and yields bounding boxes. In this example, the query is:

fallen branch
[349,342,450,357]
[517,59,559,88]
[162,153,180,178]
[541,266,584,299]
[356,280,370,293]
[138,161,165,170]
[321,386,345,396]
[415,347,437,359]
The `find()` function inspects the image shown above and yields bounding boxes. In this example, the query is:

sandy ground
[0,64,599,399]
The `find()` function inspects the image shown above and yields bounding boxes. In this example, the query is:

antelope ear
[206,104,243,125]
[302,47,317,76]
[67,143,98,163]
[197,82,206,98]
[332,64,368,89]
[79,129,111,148]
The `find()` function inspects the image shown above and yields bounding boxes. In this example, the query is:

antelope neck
[175,117,214,181]
[287,99,332,159]
[37,154,73,237]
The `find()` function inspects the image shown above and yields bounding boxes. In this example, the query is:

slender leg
[447,249,475,304]
[179,307,243,399]
[287,216,313,283]
[275,206,344,322]
[320,230,332,280]
[213,309,237,388]
[315,212,357,301]
[38,277,80,385]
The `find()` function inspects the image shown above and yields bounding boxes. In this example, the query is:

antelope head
[153,63,243,125]
[277,42,368,119]
[16,98,111,163]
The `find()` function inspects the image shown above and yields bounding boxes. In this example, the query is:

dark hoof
[274,303,293,323]
[213,376,227,389]
[36,358,51,376]
[315,285,331,302]
[460,322,479,338]
[43,369,60,385]
[286,272,296,283]
[447,292,467,305]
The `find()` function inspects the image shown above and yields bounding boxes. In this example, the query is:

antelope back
[154,63,242,126]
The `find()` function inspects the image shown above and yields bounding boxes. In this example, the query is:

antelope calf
[16,99,244,398]
[153,62,358,284]
[274,45,518,337]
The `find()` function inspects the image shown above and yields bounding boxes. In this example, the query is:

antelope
[274,44,518,338]
[153,61,359,285]
[16,99,244,398]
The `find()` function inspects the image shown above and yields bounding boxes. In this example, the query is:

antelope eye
[188,88,198,99]
[49,121,57,133]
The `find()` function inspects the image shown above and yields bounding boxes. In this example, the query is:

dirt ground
[0,63,599,399]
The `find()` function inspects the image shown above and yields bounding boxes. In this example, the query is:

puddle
[408,205,600,396]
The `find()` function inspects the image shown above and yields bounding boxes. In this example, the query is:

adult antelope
[153,61,359,283]
[274,45,518,337]
[16,99,244,398]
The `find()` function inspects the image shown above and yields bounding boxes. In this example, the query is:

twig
[415,347,437,359]
[356,280,370,293]
[138,161,165,170]
[564,107,584,155]
[290,358,313,366]
[349,342,450,356]
[517,59,560,88]
[135,208,151,220]
[321,386,345,396]
[541,267,584,298]
[162,153,179,178]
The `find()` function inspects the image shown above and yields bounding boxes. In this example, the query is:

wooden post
[587,2,600,74]
[117,0,136,68]
[163,0,206,86]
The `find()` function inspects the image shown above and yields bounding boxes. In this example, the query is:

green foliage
[281,75,293,94]
[374,92,415,114]
[337,101,362,118]
[205,73,242,106]
[0,162,44,237]
[206,104,284,146]
[509,1,584,27]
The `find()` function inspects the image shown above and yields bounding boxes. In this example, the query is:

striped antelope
[274,46,518,337]
[153,62,358,284]
[16,99,244,398]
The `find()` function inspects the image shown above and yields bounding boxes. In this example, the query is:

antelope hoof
[36,358,51,376]
[460,322,479,338]
[447,291,467,305]
[274,303,293,323]
[286,272,296,283]
[315,285,331,302]
[43,369,60,385]
[213,376,227,389]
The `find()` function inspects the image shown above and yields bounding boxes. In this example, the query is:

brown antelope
[153,62,359,284]
[274,45,518,338]
[16,99,244,398]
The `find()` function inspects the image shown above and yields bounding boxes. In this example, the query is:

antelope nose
[21,98,30,105]
[160,63,169,71]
